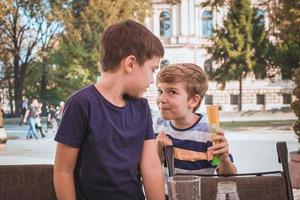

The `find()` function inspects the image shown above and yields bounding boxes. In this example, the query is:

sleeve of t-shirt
[54,97,88,148]
[144,100,155,140]
[152,115,159,135]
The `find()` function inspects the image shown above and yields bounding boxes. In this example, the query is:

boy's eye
[157,89,163,95]
[169,90,176,95]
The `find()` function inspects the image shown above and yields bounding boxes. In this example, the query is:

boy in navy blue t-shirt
[54,20,165,200]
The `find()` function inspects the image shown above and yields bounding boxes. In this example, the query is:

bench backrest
[0,164,56,200]
[201,176,287,200]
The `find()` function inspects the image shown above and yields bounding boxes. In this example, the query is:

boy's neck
[94,73,126,107]
[171,113,199,129]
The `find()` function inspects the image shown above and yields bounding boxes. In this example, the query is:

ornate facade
[144,0,293,112]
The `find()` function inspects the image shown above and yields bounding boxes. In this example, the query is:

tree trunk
[12,52,20,116]
[13,86,21,117]
[12,51,28,117]
[40,73,46,100]
[13,60,30,117]
[238,75,243,111]
[40,62,47,100]
[8,77,14,115]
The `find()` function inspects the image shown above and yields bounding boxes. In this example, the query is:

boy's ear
[124,55,136,73]
[189,95,201,109]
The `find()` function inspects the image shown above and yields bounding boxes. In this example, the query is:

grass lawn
[220,120,296,130]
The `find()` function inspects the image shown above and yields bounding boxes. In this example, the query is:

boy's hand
[156,132,172,164]
[156,132,172,147]
[208,129,230,162]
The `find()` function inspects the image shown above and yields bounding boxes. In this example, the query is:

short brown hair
[100,20,164,72]
[156,63,208,111]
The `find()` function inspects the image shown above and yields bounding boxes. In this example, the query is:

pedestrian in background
[35,101,46,138]
[19,96,28,126]
[56,101,64,123]
[46,104,58,134]
[23,99,40,140]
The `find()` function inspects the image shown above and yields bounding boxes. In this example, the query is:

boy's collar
[170,113,203,131]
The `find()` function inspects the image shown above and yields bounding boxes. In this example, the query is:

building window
[254,9,265,26]
[160,11,171,38]
[256,94,265,105]
[205,95,213,105]
[204,60,213,74]
[283,94,292,104]
[202,10,213,37]
[230,94,239,105]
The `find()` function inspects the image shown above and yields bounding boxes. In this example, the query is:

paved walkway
[294,189,300,200]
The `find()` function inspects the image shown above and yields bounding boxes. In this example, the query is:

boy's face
[126,56,160,98]
[157,82,199,120]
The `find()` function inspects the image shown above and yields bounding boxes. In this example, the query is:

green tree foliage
[267,0,300,79]
[269,0,300,44]
[207,0,254,111]
[0,0,12,22]
[273,43,300,79]
[48,0,152,101]
[201,0,227,11]
[268,0,300,145]
[292,68,300,149]
[251,8,276,80]
[0,0,62,115]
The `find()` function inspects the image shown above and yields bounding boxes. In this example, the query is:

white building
[144,0,294,112]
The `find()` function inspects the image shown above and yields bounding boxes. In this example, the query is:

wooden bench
[0,142,294,200]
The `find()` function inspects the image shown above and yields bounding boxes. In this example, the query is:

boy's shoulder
[152,115,169,134]
[153,115,168,126]
[68,85,150,108]
[64,85,95,108]
[126,95,151,110]
[69,84,95,101]
[127,95,148,104]
[199,113,209,124]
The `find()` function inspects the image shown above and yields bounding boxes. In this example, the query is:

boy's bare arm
[54,143,79,200]
[218,155,237,174]
[208,130,237,174]
[140,139,165,200]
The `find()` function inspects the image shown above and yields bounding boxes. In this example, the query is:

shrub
[292,68,300,151]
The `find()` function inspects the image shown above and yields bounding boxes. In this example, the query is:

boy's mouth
[159,107,171,111]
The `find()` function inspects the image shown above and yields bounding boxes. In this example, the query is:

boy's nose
[159,93,167,102]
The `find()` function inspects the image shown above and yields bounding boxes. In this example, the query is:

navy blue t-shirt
[55,85,155,200]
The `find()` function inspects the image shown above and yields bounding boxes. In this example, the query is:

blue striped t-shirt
[153,113,216,175]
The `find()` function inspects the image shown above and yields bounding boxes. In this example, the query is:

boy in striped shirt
[154,63,236,176]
